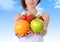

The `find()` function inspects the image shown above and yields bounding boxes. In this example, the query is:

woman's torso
[18,10,44,42]
[18,32,43,42]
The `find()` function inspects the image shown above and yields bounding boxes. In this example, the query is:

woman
[14,0,50,42]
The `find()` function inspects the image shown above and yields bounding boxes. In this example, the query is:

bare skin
[14,13,21,22]
[14,0,50,38]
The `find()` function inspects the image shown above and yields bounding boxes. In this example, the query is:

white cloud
[49,0,60,9]
[54,0,60,8]
[0,0,17,10]
[54,5,60,8]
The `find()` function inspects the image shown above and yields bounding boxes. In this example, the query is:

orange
[14,20,29,35]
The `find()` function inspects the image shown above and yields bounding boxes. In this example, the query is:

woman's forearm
[40,29,47,36]
[14,14,21,22]
[40,12,50,36]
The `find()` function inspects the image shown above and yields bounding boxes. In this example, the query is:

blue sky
[0,0,60,42]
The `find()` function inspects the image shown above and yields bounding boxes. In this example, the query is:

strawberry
[27,14,34,21]
[39,16,44,21]
[21,14,27,20]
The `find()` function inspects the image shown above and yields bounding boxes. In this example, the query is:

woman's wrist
[40,28,47,36]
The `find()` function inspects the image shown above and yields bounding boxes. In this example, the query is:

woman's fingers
[35,32,40,35]
[27,29,31,33]
[21,29,31,36]
[40,29,47,36]
[15,33,23,38]
[15,33,21,38]
[20,34,25,37]
[15,33,18,36]
[24,33,28,36]
[24,29,31,36]
[17,34,21,38]
[15,29,31,38]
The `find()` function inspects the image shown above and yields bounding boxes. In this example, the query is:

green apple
[30,18,44,32]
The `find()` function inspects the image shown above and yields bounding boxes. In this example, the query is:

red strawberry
[39,16,44,21]
[27,14,34,21]
[21,14,27,20]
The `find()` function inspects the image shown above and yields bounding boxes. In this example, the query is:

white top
[18,10,44,42]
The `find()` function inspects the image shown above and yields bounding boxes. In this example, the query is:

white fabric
[18,10,44,42]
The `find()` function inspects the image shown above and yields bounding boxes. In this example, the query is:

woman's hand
[35,13,50,36]
[34,32,40,35]
[34,29,47,36]
[15,29,31,38]
[34,28,47,36]
[40,12,50,36]
[40,29,47,36]
[14,14,31,38]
